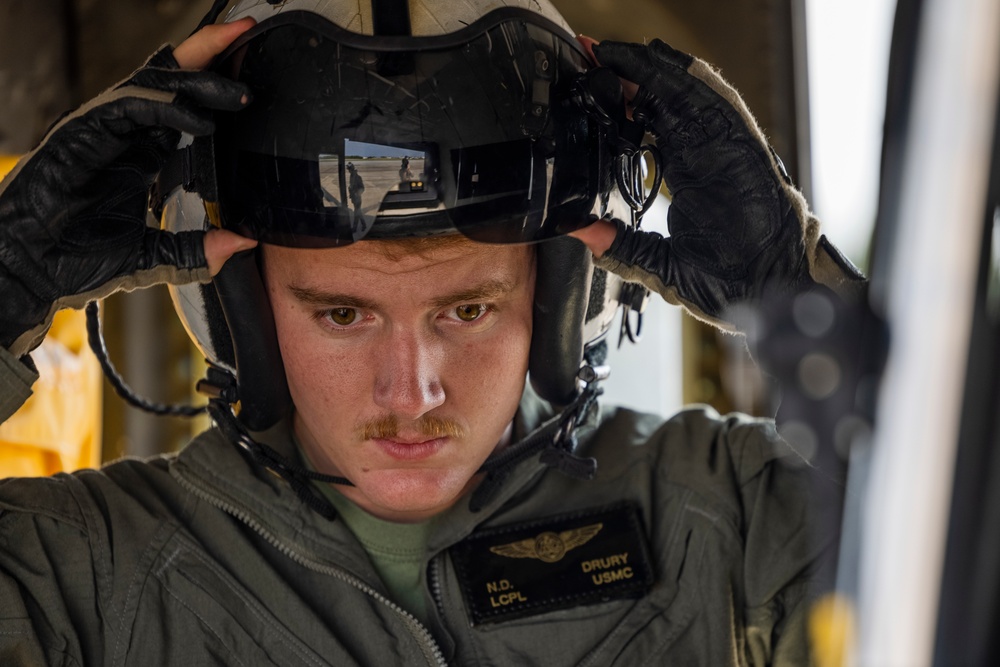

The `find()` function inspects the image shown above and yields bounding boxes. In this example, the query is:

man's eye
[327,308,358,326]
[454,304,486,322]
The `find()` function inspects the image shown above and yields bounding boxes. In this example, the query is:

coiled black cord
[86,299,348,518]
[85,301,207,418]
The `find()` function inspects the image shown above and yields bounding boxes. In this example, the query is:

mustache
[357,414,466,441]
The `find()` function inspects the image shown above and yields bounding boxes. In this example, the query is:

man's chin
[345,467,478,522]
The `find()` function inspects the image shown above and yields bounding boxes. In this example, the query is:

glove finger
[602,219,674,289]
[44,97,211,192]
[607,220,671,282]
[594,41,729,130]
[592,40,691,88]
[111,94,217,136]
[645,39,698,71]
[591,41,702,136]
[138,228,207,275]
[59,229,207,303]
[597,221,735,323]
[89,228,209,296]
[129,67,251,112]
[1,227,211,357]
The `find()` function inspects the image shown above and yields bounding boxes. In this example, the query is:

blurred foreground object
[846,0,1000,663]
[808,593,857,667]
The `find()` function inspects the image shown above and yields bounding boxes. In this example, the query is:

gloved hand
[584,39,865,330]
[0,43,251,358]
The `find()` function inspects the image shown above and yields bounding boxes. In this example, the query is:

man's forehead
[262,237,536,299]
[362,234,482,261]
[263,237,533,271]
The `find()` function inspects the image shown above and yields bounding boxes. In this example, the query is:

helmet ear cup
[530,236,592,406]
[212,250,292,430]
[197,282,236,370]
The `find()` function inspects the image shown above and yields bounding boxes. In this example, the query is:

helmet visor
[213,11,603,247]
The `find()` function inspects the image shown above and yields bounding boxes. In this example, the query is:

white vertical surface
[805,0,896,266]
[855,0,1000,663]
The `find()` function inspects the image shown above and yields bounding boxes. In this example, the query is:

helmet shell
[225,0,573,38]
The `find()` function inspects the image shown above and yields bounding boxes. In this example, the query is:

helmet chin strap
[469,341,609,513]
[208,400,348,519]
[85,299,347,520]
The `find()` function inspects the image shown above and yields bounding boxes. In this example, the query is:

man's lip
[380,435,440,445]
[372,437,448,461]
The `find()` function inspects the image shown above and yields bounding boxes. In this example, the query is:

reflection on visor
[318,141,442,241]
[214,13,606,247]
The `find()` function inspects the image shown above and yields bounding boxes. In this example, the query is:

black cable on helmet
[85,301,208,418]
[469,342,608,512]
[207,398,351,520]
[469,382,602,512]
[86,299,349,519]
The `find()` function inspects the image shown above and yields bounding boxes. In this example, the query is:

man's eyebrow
[429,279,519,308]
[287,278,519,310]
[288,285,377,310]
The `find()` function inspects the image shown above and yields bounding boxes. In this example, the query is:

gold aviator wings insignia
[489,523,604,563]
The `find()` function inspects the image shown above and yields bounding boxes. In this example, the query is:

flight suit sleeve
[0,346,37,423]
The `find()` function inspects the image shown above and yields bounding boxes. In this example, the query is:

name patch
[450,503,654,625]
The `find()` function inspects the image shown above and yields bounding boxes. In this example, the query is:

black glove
[590,40,864,329]
[0,45,250,358]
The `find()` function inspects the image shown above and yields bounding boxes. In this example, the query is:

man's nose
[373,329,445,420]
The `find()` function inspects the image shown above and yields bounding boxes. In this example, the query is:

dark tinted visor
[213,10,603,247]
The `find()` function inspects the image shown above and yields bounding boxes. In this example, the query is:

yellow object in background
[0,310,103,477]
[0,155,18,180]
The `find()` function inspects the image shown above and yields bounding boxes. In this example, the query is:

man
[400,157,414,182]
[0,1,864,665]
[346,162,366,233]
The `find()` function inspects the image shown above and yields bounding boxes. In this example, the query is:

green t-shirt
[298,446,432,624]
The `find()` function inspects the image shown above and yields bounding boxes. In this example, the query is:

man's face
[262,238,535,522]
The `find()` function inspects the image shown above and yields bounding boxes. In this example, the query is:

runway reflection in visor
[213,12,603,247]
[318,140,441,242]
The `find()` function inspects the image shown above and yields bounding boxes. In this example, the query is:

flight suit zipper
[174,474,448,667]
[428,555,448,622]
